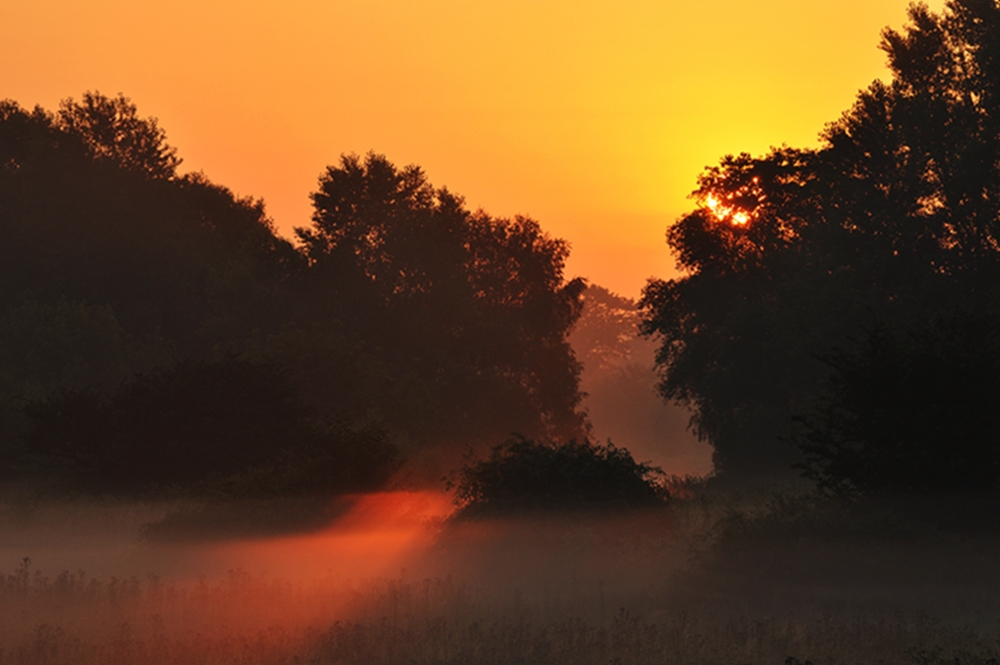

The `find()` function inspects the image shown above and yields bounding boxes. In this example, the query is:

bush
[447,436,667,517]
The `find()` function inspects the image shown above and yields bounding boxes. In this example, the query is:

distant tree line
[641,0,1000,493]
[0,92,586,496]
[569,285,709,476]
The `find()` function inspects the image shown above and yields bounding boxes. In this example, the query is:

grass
[1,560,999,664]
[2,488,1000,665]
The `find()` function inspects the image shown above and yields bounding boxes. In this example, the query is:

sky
[1,0,944,298]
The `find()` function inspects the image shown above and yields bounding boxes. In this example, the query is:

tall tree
[1,95,589,492]
[57,92,181,179]
[641,0,1000,479]
[0,93,301,481]
[0,93,297,355]
[295,153,587,447]
[796,311,1000,496]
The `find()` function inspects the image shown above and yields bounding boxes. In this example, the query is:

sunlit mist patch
[194,491,454,582]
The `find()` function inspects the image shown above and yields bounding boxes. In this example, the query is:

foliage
[56,91,181,178]
[641,1,1000,479]
[0,92,311,493]
[796,311,1000,496]
[569,285,651,373]
[0,93,295,358]
[569,285,710,476]
[0,94,589,494]
[447,436,666,517]
[295,152,588,445]
[17,358,399,495]
[0,299,169,402]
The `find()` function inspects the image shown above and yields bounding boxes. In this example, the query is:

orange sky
[1,0,943,297]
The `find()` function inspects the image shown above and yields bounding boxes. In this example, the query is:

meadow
[2,488,999,665]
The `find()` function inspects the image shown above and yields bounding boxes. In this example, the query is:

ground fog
[2,489,999,665]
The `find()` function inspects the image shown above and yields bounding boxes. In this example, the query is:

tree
[56,91,181,178]
[570,285,651,373]
[796,311,1000,495]
[569,285,711,476]
[0,93,305,490]
[295,153,587,448]
[0,93,297,357]
[641,0,1000,479]
[0,94,591,493]
[17,358,399,496]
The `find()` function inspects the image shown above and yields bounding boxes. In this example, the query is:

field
[2,488,999,665]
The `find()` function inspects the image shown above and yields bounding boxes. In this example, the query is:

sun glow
[202,491,455,583]
[705,193,750,226]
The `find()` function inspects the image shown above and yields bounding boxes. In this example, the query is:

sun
[705,194,749,226]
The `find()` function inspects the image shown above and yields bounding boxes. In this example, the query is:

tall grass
[3,488,1000,665]
[1,560,999,665]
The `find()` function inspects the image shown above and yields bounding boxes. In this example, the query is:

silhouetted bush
[448,436,667,517]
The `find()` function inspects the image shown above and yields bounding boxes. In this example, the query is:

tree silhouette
[294,152,587,448]
[570,285,649,373]
[0,100,591,493]
[56,92,181,179]
[19,358,399,496]
[0,93,296,358]
[641,0,1000,480]
[797,311,1000,496]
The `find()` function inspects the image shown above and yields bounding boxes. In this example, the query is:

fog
[579,354,713,478]
[570,285,714,478]
[4,487,1000,665]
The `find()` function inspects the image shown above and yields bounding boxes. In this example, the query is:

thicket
[16,358,398,496]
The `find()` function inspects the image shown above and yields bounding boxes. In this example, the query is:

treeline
[0,93,586,496]
[641,0,1000,495]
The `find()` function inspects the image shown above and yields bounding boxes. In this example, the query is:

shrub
[447,436,666,517]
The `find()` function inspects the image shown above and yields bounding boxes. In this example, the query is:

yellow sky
[0,0,944,297]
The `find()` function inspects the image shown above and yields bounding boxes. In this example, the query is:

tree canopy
[796,310,1000,496]
[292,152,587,449]
[0,94,588,495]
[57,92,181,178]
[641,0,1000,481]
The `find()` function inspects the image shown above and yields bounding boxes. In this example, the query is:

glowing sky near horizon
[1,0,944,297]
